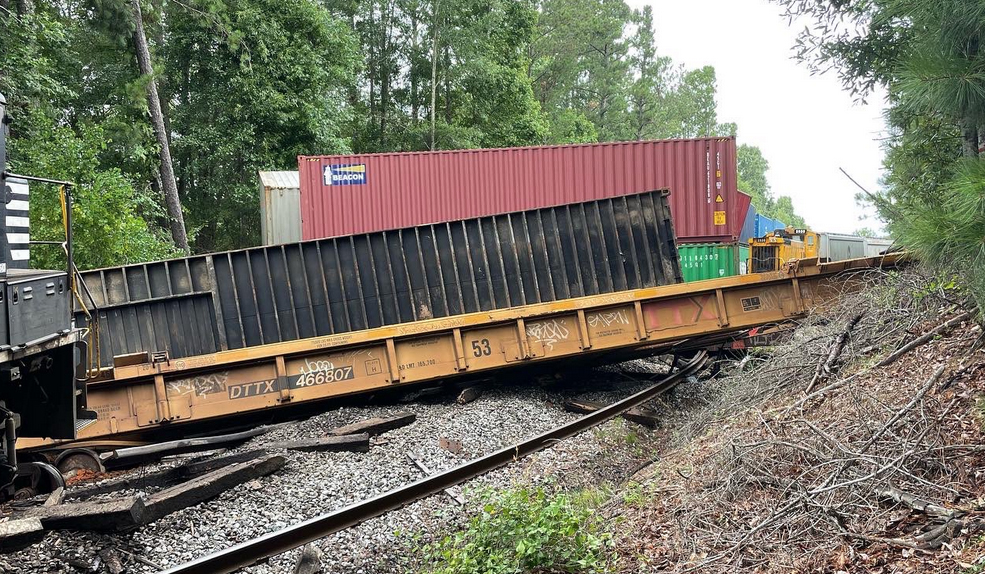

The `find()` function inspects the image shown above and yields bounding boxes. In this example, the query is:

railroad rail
[160,351,709,574]
[19,253,902,456]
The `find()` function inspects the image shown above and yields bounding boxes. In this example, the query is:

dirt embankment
[612,269,985,573]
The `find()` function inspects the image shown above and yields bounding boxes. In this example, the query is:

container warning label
[714,211,726,225]
[324,164,367,186]
[715,194,724,203]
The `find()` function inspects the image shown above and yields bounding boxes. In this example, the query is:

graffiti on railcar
[641,294,718,331]
[753,287,782,312]
[167,372,228,397]
[525,318,570,351]
[586,310,629,328]
[586,309,631,338]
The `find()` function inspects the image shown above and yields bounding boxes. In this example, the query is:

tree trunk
[379,1,393,148]
[411,10,419,123]
[961,117,979,157]
[443,44,451,125]
[131,0,189,253]
[429,0,440,150]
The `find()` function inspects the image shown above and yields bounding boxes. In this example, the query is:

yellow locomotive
[748,227,820,272]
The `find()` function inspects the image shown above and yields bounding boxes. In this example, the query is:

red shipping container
[299,137,747,243]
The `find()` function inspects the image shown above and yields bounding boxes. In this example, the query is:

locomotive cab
[0,92,92,498]
[748,227,820,273]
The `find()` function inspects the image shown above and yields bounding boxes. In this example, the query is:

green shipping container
[677,243,750,282]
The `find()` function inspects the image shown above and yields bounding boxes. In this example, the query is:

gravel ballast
[0,358,689,574]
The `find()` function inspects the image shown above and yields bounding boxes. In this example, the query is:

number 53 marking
[471,338,492,357]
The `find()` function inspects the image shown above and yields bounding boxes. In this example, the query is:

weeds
[418,486,612,574]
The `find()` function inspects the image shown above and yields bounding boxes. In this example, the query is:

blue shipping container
[754,213,786,237]
[737,205,786,244]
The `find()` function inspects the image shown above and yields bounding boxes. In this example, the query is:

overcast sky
[631,0,889,234]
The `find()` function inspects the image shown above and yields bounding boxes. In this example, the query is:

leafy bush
[878,158,985,314]
[419,487,612,574]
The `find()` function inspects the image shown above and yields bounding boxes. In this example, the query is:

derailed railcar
[27,251,903,451]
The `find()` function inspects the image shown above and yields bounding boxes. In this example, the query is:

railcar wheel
[55,448,105,477]
[13,462,65,500]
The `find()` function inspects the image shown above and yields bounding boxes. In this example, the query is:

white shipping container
[259,171,301,245]
[864,237,894,257]
[818,233,895,262]
[818,233,866,262]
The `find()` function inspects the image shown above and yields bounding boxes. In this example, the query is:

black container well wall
[78,190,682,367]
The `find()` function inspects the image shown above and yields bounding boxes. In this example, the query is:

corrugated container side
[259,171,301,245]
[677,243,743,282]
[864,237,894,257]
[79,190,681,367]
[819,233,867,261]
[739,205,757,245]
[753,213,786,237]
[299,137,742,243]
[730,192,752,244]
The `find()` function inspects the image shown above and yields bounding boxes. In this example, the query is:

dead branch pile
[616,268,985,573]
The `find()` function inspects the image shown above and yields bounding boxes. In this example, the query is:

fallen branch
[878,313,970,367]
[876,485,961,519]
[116,548,163,570]
[805,312,864,394]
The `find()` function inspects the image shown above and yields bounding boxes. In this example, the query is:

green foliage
[772,196,806,228]
[0,9,74,108]
[1,9,175,269]
[737,144,773,213]
[738,143,808,227]
[419,487,612,574]
[165,0,358,251]
[883,159,985,309]
[10,109,177,269]
[3,0,807,264]
[621,481,649,507]
[775,0,985,313]
[530,0,745,144]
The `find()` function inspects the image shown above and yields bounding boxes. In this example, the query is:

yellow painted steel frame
[20,254,902,451]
